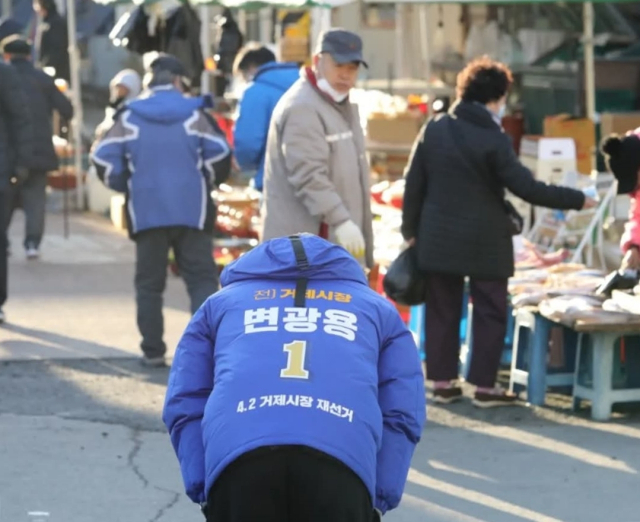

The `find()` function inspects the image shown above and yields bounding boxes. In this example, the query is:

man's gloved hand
[373,507,383,521]
[335,220,365,259]
[200,502,208,519]
[14,167,29,185]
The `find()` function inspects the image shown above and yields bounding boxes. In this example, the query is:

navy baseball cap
[1,35,30,55]
[316,28,368,68]
[148,53,192,88]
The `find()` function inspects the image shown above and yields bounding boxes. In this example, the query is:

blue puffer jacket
[163,234,426,514]
[91,87,231,236]
[233,62,299,191]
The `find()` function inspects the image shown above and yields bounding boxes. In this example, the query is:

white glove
[335,220,365,259]
[374,507,383,520]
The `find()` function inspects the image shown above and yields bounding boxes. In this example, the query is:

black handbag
[382,246,427,306]
[447,118,524,236]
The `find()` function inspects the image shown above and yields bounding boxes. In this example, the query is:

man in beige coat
[261,29,374,268]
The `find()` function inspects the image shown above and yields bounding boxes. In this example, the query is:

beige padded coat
[260,68,374,268]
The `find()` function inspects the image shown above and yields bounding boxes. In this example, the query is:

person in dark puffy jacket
[3,37,73,259]
[0,56,33,323]
[163,234,426,522]
[232,43,298,191]
[401,56,595,407]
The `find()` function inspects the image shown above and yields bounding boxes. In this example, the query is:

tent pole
[311,7,331,50]
[66,0,84,212]
[200,6,210,94]
[2,0,11,18]
[395,3,404,81]
[419,4,432,100]
[583,1,596,174]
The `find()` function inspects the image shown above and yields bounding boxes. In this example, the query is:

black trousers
[424,273,508,388]
[135,227,218,358]
[206,445,376,522]
[5,171,47,249]
[0,189,6,308]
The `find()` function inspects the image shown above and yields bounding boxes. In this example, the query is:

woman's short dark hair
[233,43,276,76]
[456,56,513,104]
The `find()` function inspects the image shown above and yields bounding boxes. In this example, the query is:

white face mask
[317,77,349,103]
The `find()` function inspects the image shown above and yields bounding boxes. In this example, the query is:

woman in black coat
[401,57,595,408]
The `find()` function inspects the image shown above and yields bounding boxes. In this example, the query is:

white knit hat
[110,69,142,101]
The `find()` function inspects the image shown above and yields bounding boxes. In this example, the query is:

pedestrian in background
[401,56,596,407]
[91,54,232,367]
[213,8,243,97]
[3,36,73,260]
[163,234,426,522]
[32,0,69,82]
[232,43,298,192]
[261,29,373,268]
[0,59,33,323]
[94,69,142,141]
[600,131,640,272]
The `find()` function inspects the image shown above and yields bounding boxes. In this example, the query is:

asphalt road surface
[1,214,639,522]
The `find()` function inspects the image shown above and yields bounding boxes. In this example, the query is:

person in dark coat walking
[213,8,243,97]
[33,0,69,82]
[3,37,73,259]
[0,58,34,322]
[401,56,596,407]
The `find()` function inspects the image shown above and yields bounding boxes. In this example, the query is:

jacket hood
[253,62,299,92]
[111,69,142,101]
[126,87,208,123]
[221,234,368,287]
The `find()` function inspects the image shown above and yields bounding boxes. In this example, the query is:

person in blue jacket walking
[232,43,298,191]
[91,54,232,368]
[163,234,426,521]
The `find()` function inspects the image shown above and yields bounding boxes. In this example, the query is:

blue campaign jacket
[91,87,231,236]
[233,62,298,191]
[163,234,426,514]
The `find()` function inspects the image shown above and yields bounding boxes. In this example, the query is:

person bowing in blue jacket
[163,234,426,522]
[232,43,298,191]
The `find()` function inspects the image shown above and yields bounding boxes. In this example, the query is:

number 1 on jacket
[281,341,309,379]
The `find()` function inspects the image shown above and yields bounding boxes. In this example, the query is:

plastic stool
[508,309,577,405]
[572,333,640,421]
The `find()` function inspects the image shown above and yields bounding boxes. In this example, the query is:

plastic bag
[382,246,426,306]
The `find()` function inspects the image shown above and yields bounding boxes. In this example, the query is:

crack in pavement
[150,488,181,522]
[127,428,149,488]
[127,428,183,522]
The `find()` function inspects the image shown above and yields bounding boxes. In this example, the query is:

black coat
[11,58,74,173]
[401,101,586,280]
[36,12,70,82]
[0,62,33,190]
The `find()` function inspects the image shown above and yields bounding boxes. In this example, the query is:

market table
[510,305,640,421]
[365,140,414,154]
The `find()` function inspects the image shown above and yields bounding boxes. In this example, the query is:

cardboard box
[543,115,595,175]
[600,112,640,139]
[367,112,424,145]
[279,37,309,63]
[519,136,577,184]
